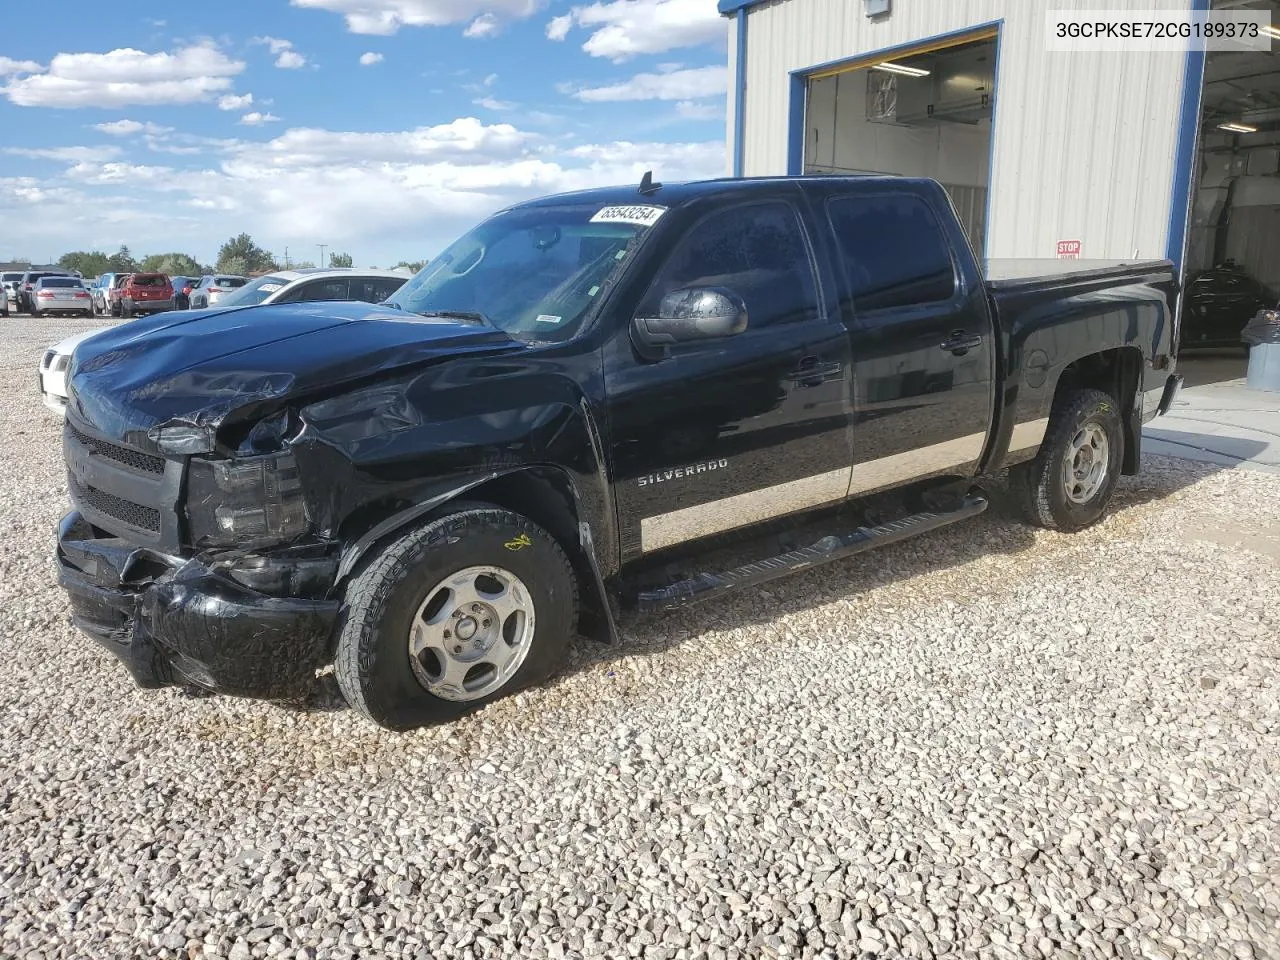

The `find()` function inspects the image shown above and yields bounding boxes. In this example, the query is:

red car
[120,273,175,317]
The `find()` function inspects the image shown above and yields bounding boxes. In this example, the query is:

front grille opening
[65,422,165,475]
[68,475,161,533]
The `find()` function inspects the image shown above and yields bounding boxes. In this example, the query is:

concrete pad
[1143,355,1280,473]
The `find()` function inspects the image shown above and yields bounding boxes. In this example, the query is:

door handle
[939,331,984,355]
[786,356,843,387]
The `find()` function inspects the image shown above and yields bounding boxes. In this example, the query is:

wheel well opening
[452,469,613,642]
[1054,347,1143,473]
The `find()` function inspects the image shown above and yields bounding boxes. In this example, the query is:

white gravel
[1,317,1278,960]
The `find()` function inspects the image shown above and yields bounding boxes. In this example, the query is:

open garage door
[1183,0,1279,350]
[804,30,997,257]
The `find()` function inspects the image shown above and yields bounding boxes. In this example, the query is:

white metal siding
[735,0,1193,260]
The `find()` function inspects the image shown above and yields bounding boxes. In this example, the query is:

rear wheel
[1011,388,1124,532]
[335,506,577,730]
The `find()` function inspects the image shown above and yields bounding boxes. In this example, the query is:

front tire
[335,506,578,730]
[1011,388,1124,532]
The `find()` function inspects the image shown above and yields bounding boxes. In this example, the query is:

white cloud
[5,145,124,162]
[252,36,309,68]
[546,14,572,40]
[482,72,498,86]
[0,57,43,76]
[1,43,244,108]
[289,0,539,35]
[548,0,723,61]
[1,115,723,272]
[674,100,720,120]
[239,111,281,126]
[252,36,296,54]
[93,119,172,136]
[359,52,385,65]
[218,93,253,110]
[473,96,515,110]
[464,13,499,37]
[573,65,726,102]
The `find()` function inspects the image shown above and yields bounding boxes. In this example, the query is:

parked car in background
[2,272,24,313]
[30,276,93,317]
[1181,262,1272,348]
[189,275,248,309]
[207,268,410,310]
[100,274,132,317]
[171,277,198,310]
[39,330,99,415]
[16,270,74,313]
[119,273,174,317]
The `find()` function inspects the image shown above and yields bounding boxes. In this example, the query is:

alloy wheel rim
[1063,422,1109,504]
[408,565,536,702]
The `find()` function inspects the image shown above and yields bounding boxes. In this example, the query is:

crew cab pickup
[55,176,1182,730]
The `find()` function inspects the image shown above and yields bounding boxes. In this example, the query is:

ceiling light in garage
[872,62,930,77]
[1218,122,1259,134]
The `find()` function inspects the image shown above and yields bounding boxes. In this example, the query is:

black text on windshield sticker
[589,205,666,227]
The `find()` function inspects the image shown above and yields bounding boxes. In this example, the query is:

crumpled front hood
[67,301,518,449]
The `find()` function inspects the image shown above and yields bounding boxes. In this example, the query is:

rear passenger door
[283,279,350,303]
[821,186,995,495]
[350,277,405,304]
[604,190,853,560]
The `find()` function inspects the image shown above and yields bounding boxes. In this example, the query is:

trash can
[1243,308,1280,392]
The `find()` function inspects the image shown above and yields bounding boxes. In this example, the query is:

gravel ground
[1,317,1278,960]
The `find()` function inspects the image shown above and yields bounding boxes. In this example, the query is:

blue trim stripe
[1165,0,1210,271]
[786,73,806,176]
[718,0,756,14]
[733,9,747,177]
[982,22,1004,259]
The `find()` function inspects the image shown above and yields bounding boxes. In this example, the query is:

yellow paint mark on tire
[505,533,533,551]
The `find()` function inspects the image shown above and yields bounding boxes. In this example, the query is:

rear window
[131,274,168,286]
[216,276,247,288]
[2,272,23,282]
[826,194,958,314]
[41,278,81,288]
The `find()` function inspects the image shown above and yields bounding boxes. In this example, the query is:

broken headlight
[186,453,310,546]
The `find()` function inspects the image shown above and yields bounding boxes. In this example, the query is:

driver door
[603,192,853,561]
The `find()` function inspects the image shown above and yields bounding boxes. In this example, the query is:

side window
[350,278,404,303]
[826,195,957,314]
[639,201,821,330]
[294,279,349,302]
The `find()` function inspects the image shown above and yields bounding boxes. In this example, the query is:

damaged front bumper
[56,512,341,699]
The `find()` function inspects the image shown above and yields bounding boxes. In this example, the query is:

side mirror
[632,287,748,348]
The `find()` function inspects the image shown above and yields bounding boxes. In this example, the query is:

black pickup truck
[56,176,1182,730]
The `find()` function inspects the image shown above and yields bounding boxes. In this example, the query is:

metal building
[721,0,1279,292]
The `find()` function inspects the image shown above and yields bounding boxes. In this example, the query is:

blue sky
[0,0,727,267]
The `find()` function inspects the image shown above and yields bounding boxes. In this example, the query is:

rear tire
[335,506,578,730]
[1010,388,1124,532]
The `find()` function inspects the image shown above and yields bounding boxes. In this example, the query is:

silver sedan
[30,277,93,317]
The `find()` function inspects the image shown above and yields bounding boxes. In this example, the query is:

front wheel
[335,506,578,730]
[1011,388,1124,532]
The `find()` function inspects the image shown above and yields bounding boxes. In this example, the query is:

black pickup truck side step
[636,493,989,612]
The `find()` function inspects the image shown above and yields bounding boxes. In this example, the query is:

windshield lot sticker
[590,205,666,227]
[535,314,562,324]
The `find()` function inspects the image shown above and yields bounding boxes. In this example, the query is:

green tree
[107,245,137,272]
[329,251,354,268]
[58,250,113,277]
[393,259,426,272]
[139,252,205,276]
[215,233,278,275]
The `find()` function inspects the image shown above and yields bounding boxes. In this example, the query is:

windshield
[391,203,659,341]
[215,275,289,307]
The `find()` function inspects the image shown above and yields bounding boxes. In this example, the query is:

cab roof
[510,174,924,211]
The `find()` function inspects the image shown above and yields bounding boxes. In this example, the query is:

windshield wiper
[416,309,491,326]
